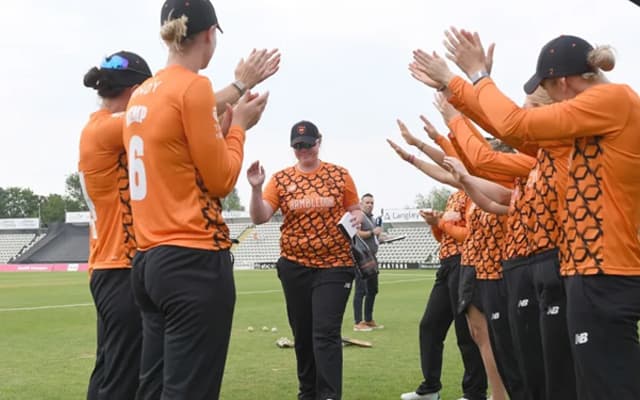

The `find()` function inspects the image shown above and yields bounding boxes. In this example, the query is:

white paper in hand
[338,212,358,239]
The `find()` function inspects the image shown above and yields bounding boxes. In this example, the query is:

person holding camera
[353,193,385,331]
[247,120,363,400]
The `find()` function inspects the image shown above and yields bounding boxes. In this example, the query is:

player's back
[123,65,231,252]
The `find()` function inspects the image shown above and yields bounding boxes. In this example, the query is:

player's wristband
[470,70,490,85]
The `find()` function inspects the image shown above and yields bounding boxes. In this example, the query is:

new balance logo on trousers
[546,305,560,315]
[575,332,589,345]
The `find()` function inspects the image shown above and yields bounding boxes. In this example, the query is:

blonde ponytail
[160,15,189,51]
[588,45,616,72]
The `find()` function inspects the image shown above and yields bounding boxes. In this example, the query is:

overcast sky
[1,0,638,215]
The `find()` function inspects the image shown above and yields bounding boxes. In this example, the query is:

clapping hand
[443,27,494,80]
[442,156,469,182]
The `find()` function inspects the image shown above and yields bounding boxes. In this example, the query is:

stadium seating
[377,226,440,265]
[226,222,252,241]
[231,222,282,269]
[0,233,41,263]
[3,220,441,270]
[230,222,440,269]
[12,223,88,264]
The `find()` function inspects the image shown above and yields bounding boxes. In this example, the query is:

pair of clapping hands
[419,209,462,226]
[409,26,495,92]
[219,49,281,136]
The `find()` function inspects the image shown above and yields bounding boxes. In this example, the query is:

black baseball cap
[523,35,594,94]
[97,51,152,88]
[161,0,223,37]
[101,51,152,77]
[290,121,321,146]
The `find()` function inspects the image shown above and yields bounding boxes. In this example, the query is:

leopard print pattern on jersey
[476,212,507,280]
[117,151,137,261]
[529,147,564,255]
[195,171,232,251]
[461,203,484,267]
[503,177,531,260]
[561,137,605,275]
[439,191,468,259]
[273,164,354,268]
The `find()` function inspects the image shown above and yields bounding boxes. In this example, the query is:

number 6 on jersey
[128,135,147,201]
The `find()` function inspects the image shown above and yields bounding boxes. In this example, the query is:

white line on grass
[380,277,434,285]
[0,303,93,312]
[0,275,435,312]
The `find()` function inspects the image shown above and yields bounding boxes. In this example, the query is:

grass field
[0,270,467,400]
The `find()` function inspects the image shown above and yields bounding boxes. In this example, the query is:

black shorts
[458,265,482,314]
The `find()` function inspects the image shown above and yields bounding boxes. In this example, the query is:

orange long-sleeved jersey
[444,119,530,275]
[433,134,504,277]
[432,190,469,259]
[434,134,483,179]
[79,110,136,273]
[448,76,572,260]
[448,115,535,178]
[459,202,505,280]
[475,79,640,276]
[122,65,245,251]
[448,113,537,261]
[447,76,540,157]
[460,202,482,268]
[262,162,359,268]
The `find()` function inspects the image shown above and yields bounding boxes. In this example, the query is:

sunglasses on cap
[292,142,316,150]
[101,55,149,76]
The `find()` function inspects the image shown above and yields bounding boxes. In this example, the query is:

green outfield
[0,270,467,400]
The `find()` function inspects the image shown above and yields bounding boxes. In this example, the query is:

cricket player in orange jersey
[412,46,578,400]
[388,135,510,400]
[427,29,640,400]
[247,121,363,400]
[123,1,272,398]
[80,50,152,400]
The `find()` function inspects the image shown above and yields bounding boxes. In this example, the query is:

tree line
[0,173,247,227]
[0,174,87,226]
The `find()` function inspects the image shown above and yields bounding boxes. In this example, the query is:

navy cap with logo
[161,0,223,37]
[523,35,594,94]
[290,121,321,146]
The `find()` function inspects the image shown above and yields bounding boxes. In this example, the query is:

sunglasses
[292,142,316,150]
[100,55,149,76]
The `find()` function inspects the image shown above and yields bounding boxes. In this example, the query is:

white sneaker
[400,392,440,400]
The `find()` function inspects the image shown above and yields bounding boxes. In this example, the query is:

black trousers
[130,246,236,400]
[565,274,640,400]
[352,273,379,323]
[87,268,142,400]
[276,257,354,400]
[478,279,528,400]
[503,249,577,400]
[458,265,483,314]
[503,256,545,400]
[416,256,487,400]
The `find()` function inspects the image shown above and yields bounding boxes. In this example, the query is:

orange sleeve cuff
[438,220,468,243]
